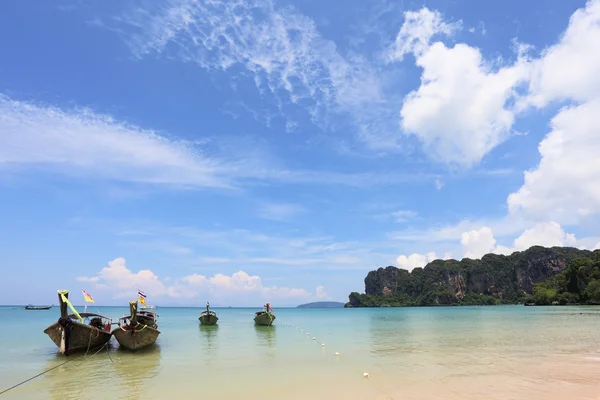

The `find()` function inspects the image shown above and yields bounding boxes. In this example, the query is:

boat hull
[254,312,276,326]
[199,314,218,325]
[43,320,112,355]
[112,326,160,351]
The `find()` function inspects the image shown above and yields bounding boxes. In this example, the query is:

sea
[1,305,599,400]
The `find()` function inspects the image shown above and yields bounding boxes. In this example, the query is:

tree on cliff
[346,246,599,307]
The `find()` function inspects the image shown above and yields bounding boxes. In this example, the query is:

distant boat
[25,304,52,310]
[112,300,160,351]
[140,305,157,310]
[199,302,218,325]
[43,290,112,356]
[254,302,276,326]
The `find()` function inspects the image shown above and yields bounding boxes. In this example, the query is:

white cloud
[116,225,397,272]
[460,222,579,259]
[0,94,230,189]
[116,0,384,141]
[396,222,584,265]
[77,257,167,298]
[390,210,418,223]
[182,270,311,301]
[77,258,316,305]
[315,285,329,300]
[461,227,496,259]
[0,93,433,189]
[389,8,460,61]
[508,0,600,225]
[512,222,577,250]
[258,202,306,222]
[508,98,600,225]
[524,0,600,108]
[395,251,452,271]
[393,9,531,167]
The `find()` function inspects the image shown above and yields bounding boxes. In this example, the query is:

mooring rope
[0,330,112,397]
[282,320,398,400]
[0,360,72,396]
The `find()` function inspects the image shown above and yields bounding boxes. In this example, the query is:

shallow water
[1,305,599,399]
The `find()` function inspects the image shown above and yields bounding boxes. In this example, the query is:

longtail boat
[254,302,276,326]
[112,300,160,351]
[43,290,112,356]
[25,304,52,310]
[199,302,218,325]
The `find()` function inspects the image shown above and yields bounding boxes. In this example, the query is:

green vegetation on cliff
[346,246,600,307]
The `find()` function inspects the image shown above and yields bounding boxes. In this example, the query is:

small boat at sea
[199,302,218,325]
[254,302,276,326]
[43,290,112,356]
[25,304,52,310]
[112,300,160,351]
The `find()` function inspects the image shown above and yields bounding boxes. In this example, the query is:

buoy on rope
[306,332,309,335]
[312,337,316,341]
[335,352,340,356]
[363,372,369,378]
[321,343,325,347]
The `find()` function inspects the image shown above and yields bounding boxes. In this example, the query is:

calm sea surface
[0,305,599,400]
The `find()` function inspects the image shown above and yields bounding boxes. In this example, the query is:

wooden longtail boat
[25,304,52,310]
[199,302,218,325]
[254,302,276,326]
[112,300,160,351]
[43,290,112,356]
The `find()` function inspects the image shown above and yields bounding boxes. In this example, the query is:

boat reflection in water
[254,324,276,360]
[199,324,219,364]
[112,344,162,399]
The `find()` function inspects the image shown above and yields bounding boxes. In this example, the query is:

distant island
[346,245,600,307]
[297,301,345,308]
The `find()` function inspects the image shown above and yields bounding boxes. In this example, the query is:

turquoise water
[1,305,600,399]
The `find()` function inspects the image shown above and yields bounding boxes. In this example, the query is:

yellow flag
[137,289,147,306]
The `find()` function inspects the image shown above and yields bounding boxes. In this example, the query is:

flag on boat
[81,289,95,303]
[138,289,147,306]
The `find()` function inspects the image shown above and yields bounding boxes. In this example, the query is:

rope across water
[282,320,398,400]
[0,326,112,397]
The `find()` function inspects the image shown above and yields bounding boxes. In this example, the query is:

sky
[1,0,599,307]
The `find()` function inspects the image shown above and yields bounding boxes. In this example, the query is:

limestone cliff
[348,246,597,307]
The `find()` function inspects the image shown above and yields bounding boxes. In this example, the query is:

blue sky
[1,0,599,306]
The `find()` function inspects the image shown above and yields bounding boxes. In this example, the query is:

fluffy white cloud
[182,270,311,301]
[396,251,452,271]
[508,99,600,224]
[508,0,600,224]
[461,227,497,259]
[390,7,531,167]
[77,258,316,305]
[460,222,579,259]
[525,0,600,108]
[512,222,577,251]
[77,257,167,298]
